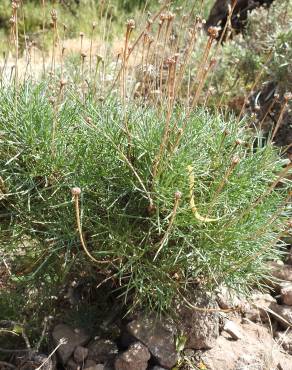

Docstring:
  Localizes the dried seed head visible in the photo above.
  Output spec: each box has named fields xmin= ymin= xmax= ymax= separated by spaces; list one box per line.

xmin=50 ymin=9 xmax=57 ymax=22
xmin=146 ymin=19 xmax=153 ymax=27
xmin=235 ymin=139 xmax=243 ymax=146
xmin=81 ymin=51 xmax=87 ymax=59
xmin=48 ymin=96 xmax=55 ymax=105
xmin=159 ymin=13 xmax=167 ymax=21
xmin=165 ymin=57 xmax=176 ymax=67
xmin=173 ymin=272 xmax=180 ymax=280
xmin=126 ymin=19 xmax=135 ymax=30
xmin=208 ymin=26 xmax=219 ymax=39
xmin=71 ymin=187 xmax=81 ymax=196
xmin=174 ymin=53 xmax=180 ymax=62
xmin=63 ymin=23 xmax=67 ymax=31
xmin=209 ymin=58 xmax=217 ymax=67
xmin=92 ymin=22 xmax=96 ymax=29
xmin=60 ymin=79 xmax=67 ymax=87
xmin=80 ymin=32 xmax=84 ymax=38
xmin=143 ymin=31 xmax=150 ymax=43
xmin=147 ymin=203 xmax=156 ymax=215
xmin=195 ymin=15 xmax=202 ymax=23
xmin=9 ymin=16 xmax=16 ymax=25
xmin=11 ymin=1 xmax=20 ymax=10
xmin=148 ymin=35 xmax=154 ymax=45
xmin=166 ymin=11 xmax=175 ymax=21
xmin=284 ymin=92 xmax=292 ymax=101
xmin=169 ymin=34 xmax=176 ymax=42
xmin=96 ymin=54 xmax=103 ymax=62
xmin=232 ymin=156 xmax=240 ymax=165
xmin=175 ymin=191 xmax=182 ymax=200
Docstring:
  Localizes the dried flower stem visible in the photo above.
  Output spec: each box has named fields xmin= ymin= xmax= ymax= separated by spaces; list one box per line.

xmin=258 ymin=96 xmax=277 ymax=131
xmin=50 ymin=9 xmax=58 ymax=75
xmin=270 ymin=94 xmax=291 ymax=142
xmin=188 ymin=27 xmax=218 ymax=114
xmin=152 ymin=58 xmax=176 ymax=180
xmin=121 ymin=20 xmax=135 ymax=103
xmin=72 ymin=188 xmax=113 ymax=264
xmin=107 ymin=2 xmax=170 ymax=96
xmin=209 ymin=156 xmax=240 ymax=209
xmin=159 ymin=14 xmax=174 ymax=93
xmin=89 ymin=22 xmax=96 ymax=76
xmin=175 ymin=18 xmax=201 ymax=93
xmin=11 ymin=1 xmax=20 ymax=111
xmin=41 ymin=0 xmax=46 ymax=75
xmin=35 ymin=338 xmax=68 ymax=370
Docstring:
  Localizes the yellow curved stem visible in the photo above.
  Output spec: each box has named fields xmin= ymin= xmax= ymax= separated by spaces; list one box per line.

xmin=187 ymin=165 xmax=219 ymax=222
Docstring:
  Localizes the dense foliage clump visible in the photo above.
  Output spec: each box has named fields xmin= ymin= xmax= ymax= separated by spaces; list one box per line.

xmin=0 ymin=83 xmax=290 ymax=312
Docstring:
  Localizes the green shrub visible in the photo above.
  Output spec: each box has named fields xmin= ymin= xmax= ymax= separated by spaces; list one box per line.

xmin=211 ymin=0 xmax=292 ymax=105
xmin=0 ymin=82 xmax=290 ymax=312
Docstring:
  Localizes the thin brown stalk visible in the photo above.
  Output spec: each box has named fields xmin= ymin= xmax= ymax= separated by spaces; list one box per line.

xmin=107 ymin=1 xmax=170 ymax=97
xmin=270 ymin=93 xmax=291 ymax=142
xmin=188 ymin=27 xmax=218 ymax=114
xmin=121 ymin=20 xmax=135 ymax=103
xmin=50 ymin=9 xmax=57 ymax=75
xmin=72 ymin=187 xmax=115 ymax=264
xmin=209 ymin=156 xmax=240 ymax=209
xmin=195 ymin=0 xmax=236 ymax=99
xmin=159 ymin=12 xmax=175 ymax=94
xmin=10 ymin=1 xmax=20 ymax=112
xmin=89 ymin=22 xmax=96 ymax=76
xmin=258 ymin=94 xmax=278 ymax=131
xmin=175 ymin=17 xmax=202 ymax=94
xmin=41 ymin=0 xmax=46 ymax=76
xmin=152 ymin=57 xmax=177 ymax=181
xmin=93 ymin=55 xmax=103 ymax=98
xmin=281 ymin=142 xmax=292 ymax=156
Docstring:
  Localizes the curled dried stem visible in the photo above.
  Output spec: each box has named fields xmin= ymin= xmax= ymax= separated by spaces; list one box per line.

xmin=72 ymin=187 xmax=113 ymax=264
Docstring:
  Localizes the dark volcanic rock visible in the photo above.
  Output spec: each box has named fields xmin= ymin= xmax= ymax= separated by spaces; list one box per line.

xmin=114 ymin=342 xmax=150 ymax=370
xmin=52 ymin=324 xmax=90 ymax=364
xmin=87 ymin=338 xmax=118 ymax=363
xmin=127 ymin=315 xmax=178 ymax=369
xmin=177 ymin=291 xmax=219 ymax=349
xmin=205 ymin=0 xmax=274 ymax=40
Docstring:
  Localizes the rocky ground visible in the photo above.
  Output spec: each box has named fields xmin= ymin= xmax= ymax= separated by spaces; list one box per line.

xmin=2 ymin=247 xmax=292 ymax=370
